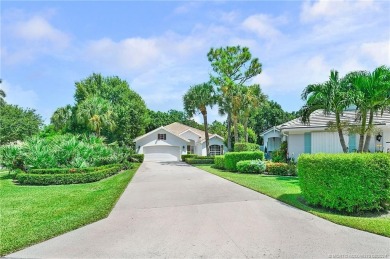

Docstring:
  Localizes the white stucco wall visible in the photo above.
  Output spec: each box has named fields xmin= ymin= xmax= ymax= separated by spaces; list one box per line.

xmin=382 ymin=126 xmax=390 ymax=152
xmin=287 ymin=133 xmax=305 ymax=160
xmin=180 ymin=130 xmax=202 ymax=142
xmin=312 ymin=132 xmax=349 ymax=154
xmin=262 ymin=130 xmax=282 ymax=151
xmin=135 ymin=128 xmax=188 ymax=155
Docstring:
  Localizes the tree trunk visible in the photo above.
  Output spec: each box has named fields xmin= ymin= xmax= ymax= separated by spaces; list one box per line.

xmin=233 ymin=112 xmax=239 ymax=145
xmin=335 ymin=112 xmax=348 ymax=153
xmin=363 ymin=109 xmax=374 ymax=152
xmin=358 ymin=111 xmax=367 ymax=152
xmin=244 ymin=118 xmax=248 ymax=143
xmin=227 ymin=113 xmax=232 ymax=151
xmin=202 ymin=110 xmax=210 ymax=156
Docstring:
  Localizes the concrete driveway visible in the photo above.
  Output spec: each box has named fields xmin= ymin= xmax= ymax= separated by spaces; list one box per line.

xmin=8 ymin=161 xmax=389 ymax=258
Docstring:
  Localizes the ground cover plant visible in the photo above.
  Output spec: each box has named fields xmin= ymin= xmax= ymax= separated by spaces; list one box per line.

xmin=224 ymin=151 xmax=264 ymax=171
xmin=196 ymin=165 xmax=390 ymax=237
xmin=0 ymin=164 xmax=140 ymax=256
xmin=236 ymin=160 xmax=266 ymax=174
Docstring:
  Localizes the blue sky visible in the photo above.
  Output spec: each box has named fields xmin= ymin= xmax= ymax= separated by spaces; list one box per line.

xmin=1 ymin=0 xmax=389 ymax=124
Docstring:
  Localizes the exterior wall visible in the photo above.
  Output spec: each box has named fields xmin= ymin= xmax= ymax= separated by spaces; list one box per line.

xmin=312 ymin=132 xmax=348 ymax=154
xmin=200 ymin=137 xmax=226 ymax=156
xmin=383 ymin=126 xmax=390 ymax=152
xmin=135 ymin=128 xmax=188 ymax=156
xmin=263 ymin=130 xmax=282 ymax=152
xmin=180 ymin=131 xmax=202 ymax=142
xmin=287 ymin=133 xmax=305 ymax=160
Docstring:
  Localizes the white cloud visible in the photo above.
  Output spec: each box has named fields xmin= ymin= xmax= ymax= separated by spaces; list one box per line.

xmin=1 ymin=81 xmax=39 ymax=109
xmin=242 ymin=14 xmax=286 ymax=41
xmin=360 ymin=41 xmax=390 ymax=66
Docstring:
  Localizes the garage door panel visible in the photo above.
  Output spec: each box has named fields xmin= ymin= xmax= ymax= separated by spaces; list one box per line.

xmin=143 ymin=146 xmax=180 ymax=161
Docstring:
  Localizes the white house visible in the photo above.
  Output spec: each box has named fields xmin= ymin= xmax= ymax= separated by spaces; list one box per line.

xmin=134 ymin=122 xmax=227 ymax=161
xmin=261 ymin=109 xmax=390 ymax=160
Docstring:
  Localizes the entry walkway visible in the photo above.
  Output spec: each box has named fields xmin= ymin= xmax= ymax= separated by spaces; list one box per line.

xmin=8 ymin=162 xmax=389 ymax=258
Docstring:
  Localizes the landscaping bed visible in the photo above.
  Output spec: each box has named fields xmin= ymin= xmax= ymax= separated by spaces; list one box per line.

xmin=0 ymin=163 xmax=140 ymax=256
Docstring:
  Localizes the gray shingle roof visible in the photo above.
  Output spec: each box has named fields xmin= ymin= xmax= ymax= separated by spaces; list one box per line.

xmin=160 ymin=122 xmax=219 ymax=142
xmin=279 ymin=109 xmax=390 ymax=130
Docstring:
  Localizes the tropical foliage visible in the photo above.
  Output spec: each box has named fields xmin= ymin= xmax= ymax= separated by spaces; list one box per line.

xmin=0 ymin=104 xmax=43 ymax=145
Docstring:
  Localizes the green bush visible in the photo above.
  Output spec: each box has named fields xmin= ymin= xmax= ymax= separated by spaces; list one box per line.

xmin=28 ymin=164 xmax=120 ymax=174
xmin=266 ymin=162 xmax=297 ymax=176
xmin=234 ymin=143 xmax=259 ymax=152
xmin=129 ymin=154 xmax=144 ymax=163
xmin=298 ymin=153 xmax=390 ymax=213
xmin=237 ymin=160 xmax=266 ymax=174
xmin=181 ymin=154 xmax=197 ymax=162
xmin=213 ymin=155 xmax=225 ymax=169
xmin=16 ymin=164 xmax=123 ymax=185
xmin=186 ymin=158 xmax=214 ymax=164
xmin=224 ymin=151 xmax=264 ymax=172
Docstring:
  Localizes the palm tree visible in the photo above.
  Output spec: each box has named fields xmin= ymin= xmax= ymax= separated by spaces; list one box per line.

xmin=51 ymin=105 xmax=73 ymax=131
xmin=76 ymin=96 xmax=116 ymax=137
xmin=348 ymin=65 xmax=390 ymax=152
xmin=240 ymin=84 xmax=267 ymax=142
xmin=183 ymin=83 xmax=216 ymax=156
xmin=0 ymin=88 xmax=6 ymax=105
xmin=301 ymin=70 xmax=351 ymax=153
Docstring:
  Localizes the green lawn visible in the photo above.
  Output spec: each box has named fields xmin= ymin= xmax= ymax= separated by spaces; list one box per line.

xmin=0 ymin=164 xmax=140 ymax=256
xmin=196 ymin=165 xmax=390 ymax=237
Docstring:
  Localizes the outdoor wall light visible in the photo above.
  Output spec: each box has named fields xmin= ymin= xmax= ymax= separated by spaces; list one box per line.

xmin=376 ymin=134 xmax=382 ymax=142
xmin=183 ymin=146 xmax=185 ymax=149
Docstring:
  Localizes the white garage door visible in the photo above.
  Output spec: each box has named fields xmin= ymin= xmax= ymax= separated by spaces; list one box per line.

xmin=143 ymin=146 xmax=181 ymax=161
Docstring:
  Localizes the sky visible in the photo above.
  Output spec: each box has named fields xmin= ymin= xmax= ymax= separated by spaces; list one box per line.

xmin=1 ymin=0 xmax=389 ymax=124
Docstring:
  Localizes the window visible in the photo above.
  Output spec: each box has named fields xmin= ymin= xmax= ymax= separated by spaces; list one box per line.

xmin=158 ymin=134 xmax=166 ymax=140
xmin=209 ymin=145 xmax=222 ymax=156
xmin=187 ymin=145 xmax=195 ymax=154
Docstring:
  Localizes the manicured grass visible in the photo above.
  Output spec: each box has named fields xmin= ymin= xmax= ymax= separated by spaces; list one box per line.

xmin=0 ymin=164 xmax=140 ymax=256
xmin=196 ymin=165 xmax=390 ymax=237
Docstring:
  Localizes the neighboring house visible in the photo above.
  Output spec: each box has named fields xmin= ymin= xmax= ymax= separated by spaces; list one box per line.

xmin=261 ymin=109 xmax=390 ymax=160
xmin=134 ymin=122 xmax=227 ymax=161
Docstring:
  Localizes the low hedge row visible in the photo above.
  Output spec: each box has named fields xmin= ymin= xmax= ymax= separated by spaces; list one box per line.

xmin=186 ymin=158 xmax=215 ymax=164
xmin=234 ymin=143 xmax=259 ymax=152
xmin=266 ymin=162 xmax=297 ymax=176
xmin=28 ymin=164 xmax=119 ymax=174
xmin=16 ymin=164 xmax=123 ymax=185
xmin=130 ymin=154 xmax=144 ymax=163
xmin=181 ymin=154 xmax=197 ymax=161
xmin=213 ymin=155 xmax=225 ymax=169
xmin=237 ymin=160 xmax=266 ymax=174
xmin=224 ymin=151 xmax=264 ymax=172
xmin=298 ymin=153 xmax=390 ymax=213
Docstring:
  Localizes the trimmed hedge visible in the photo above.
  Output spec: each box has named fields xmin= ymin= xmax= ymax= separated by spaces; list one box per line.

xmin=130 ymin=154 xmax=144 ymax=163
xmin=181 ymin=154 xmax=198 ymax=162
xmin=186 ymin=158 xmax=215 ymax=164
xmin=237 ymin=160 xmax=266 ymax=174
xmin=298 ymin=153 xmax=390 ymax=213
xmin=16 ymin=164 xmax=123 ymax=185
xmin=224 ymin=151 xmax=264 ymax=172
xmin=213 ymin=155 xmax=225 ymax=169
xmin=234 ymin=143 xmax=259 ymax=152
xmin=266 ymin=162 xmax=297 ymax=176
xmin=28 ymin=164 xmax=119 ymax=174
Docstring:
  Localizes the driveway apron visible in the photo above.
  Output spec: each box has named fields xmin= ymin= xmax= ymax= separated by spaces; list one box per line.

xmin=8 ymin=161 xmax=390 ymax=258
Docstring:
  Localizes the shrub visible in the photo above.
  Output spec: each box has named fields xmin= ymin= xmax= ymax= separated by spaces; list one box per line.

xmin=181 ymin=154 xmax=197 ymax=162
xmin=237 ymin=160 xmax=266 ymax=174
xmin=298 ymin=153 xmax=390 ymax=213
xmin=234 ymin=143 xmax=259 ymax=152
xmin=16 ymin=164 xmax=123 ymax=185
xmin=28 ymin=164 xmax=120 ymax=174
xmin=213 ymin=155 xmax=225 ymax=169
xmin=266 ymin=162 xmax=297 ymax=176
xmin=186 ymin=158 xmax=214 ymax=164
xmin=224 ymin=151 xmax=264 ymax=172
xmin=129 ymin=154 xmax=144 ymax=163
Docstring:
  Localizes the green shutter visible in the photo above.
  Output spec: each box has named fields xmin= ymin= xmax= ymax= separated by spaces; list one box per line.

xmin=349 ymin=134 xmax=356 ymax=152
xmin=304 ymin=132 xmax=311 ymax=154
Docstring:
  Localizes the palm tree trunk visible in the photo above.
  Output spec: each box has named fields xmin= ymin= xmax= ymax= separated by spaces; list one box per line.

xmin=363 ymin=109 xmax=374 ymax=152
xmin=202 ymin=110 xmax=210 ymax=156
xmin=233 ymin=113 xmax=239 ymax=145
xmin=335 ymin=112 xmax=348 ymax=153
xmin=227 ymin=112 xmax=232 ymax=151
xmin=244 ymin=118 xmax=248 ymax=143
xmin=358 ymin=111 xmax=367 ymax=152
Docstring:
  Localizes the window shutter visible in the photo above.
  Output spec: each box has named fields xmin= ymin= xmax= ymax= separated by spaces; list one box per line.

xmin=304 ymin=132 xmax=312 ymax=154
xmin=349 ymin=134 xmax=356 ymax=152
